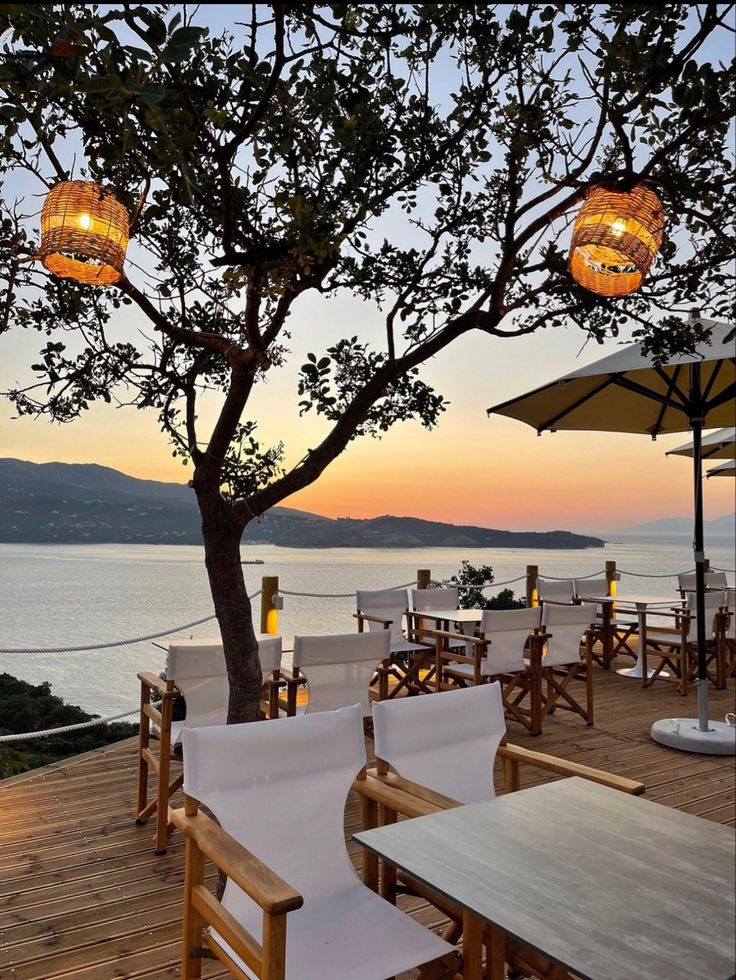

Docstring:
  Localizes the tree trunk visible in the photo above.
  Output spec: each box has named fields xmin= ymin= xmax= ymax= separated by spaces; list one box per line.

xmin=196 ymin=482 xmax=261 ymax=725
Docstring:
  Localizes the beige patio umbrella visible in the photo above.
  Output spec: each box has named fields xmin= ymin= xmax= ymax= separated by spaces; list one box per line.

xmin=667 ymin=427 xmax=736 ymax=460
xmin=487 ymin=314 xmax=735 ymax=755
xmin=707 ymin=459 xmax=736 ymax=478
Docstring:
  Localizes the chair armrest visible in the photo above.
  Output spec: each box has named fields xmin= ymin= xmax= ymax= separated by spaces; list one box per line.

xmin=498 ymin=743 xmax=645 ymax=796
xmin=353 ymin=771 xmax=458 ymax=818
xmin=353 ymin=612 xmax=393 ymax=627
xmin=137 ymin=671 xmax=179 ymax=699
xmin=414 ymin=627 xmax=486 ymax=647
xmin=367 ymin=769 xmax=462 ymax=811
xmin=169 ymin=807 xmax=304 ymax=914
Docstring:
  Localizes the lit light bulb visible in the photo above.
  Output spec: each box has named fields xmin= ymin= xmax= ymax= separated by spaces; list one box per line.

xmin=78 ymin=213 xmax=92 ymax=231
xmin=610 ymin=218 xmax=627 ymax=238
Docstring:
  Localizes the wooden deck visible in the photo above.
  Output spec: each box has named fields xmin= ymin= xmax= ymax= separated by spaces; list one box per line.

xmin=0 ymin=662 xmax=734 ymax=980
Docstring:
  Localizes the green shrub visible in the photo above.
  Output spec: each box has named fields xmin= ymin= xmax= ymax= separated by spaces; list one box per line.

xmin=0 ymin=673 xmax=137 ymax=779
xmin=448 ymin=561 xmax=525 ymax=610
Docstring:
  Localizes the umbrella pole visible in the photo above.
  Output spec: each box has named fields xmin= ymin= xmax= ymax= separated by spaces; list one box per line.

xmin=690 ymin=412 xmax=710 ymax=732
xmin=651 ymin=360 xmax=734 ymax=754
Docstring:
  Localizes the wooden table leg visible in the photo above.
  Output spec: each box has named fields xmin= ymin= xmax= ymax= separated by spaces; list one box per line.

xmin=462 ymin=911 xmax=484 ymax=980
xmin=602 ymin=600 xmax=613 ymax=668
xmin=485 ymin=925 xmax=506 ymax=980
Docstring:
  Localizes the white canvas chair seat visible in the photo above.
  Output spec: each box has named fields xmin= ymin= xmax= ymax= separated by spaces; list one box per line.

xmin=292 ymin=630 xmax=391 ymax=716
xmin=181 ymin=706 xmax=454 ymax=980
xmin=390 ymin=636 xmax=432 ymax=655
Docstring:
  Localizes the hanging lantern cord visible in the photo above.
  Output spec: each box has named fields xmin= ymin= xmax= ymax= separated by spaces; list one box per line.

xmin=128 ymin=176 xmax=151 ymax=238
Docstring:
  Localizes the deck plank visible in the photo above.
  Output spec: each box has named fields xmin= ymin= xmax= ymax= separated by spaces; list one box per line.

xmin=0 ymin=657 xmax=733 ymax=979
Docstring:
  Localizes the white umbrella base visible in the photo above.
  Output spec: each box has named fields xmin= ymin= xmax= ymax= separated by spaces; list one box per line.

xmin=651 ymin=718 xmax=736 ymax=756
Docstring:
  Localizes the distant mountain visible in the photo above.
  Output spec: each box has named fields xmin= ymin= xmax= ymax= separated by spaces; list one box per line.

xmin=620 ymin=513 xmax=735 ymax=535
xmin=0 ymin=458 xmax=604 ymax=549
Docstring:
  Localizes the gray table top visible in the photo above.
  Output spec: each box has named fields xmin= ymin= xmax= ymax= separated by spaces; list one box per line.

xmin=354 ymin=777 xmax=736 ymax=980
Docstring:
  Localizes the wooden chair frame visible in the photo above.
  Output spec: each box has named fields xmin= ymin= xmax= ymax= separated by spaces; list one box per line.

xmin=355 ymin=745 xmax=643 ymax=980
xmin=354 ymin=610 xmax=436 ymax=698
xmin=539 ymin=628 xmax=595 ymax=728
xmin=417 ymin=626 xmax=545 ymax=735
xmin=136 ymin=671 xmax=183 ymax=854
xmin=136 ymin=670 xmax=283 ymax=854
xmin=641 ymin=607 xmax=726 ymax=695
xmin=173 ymin=786 xmax=461 ymax=980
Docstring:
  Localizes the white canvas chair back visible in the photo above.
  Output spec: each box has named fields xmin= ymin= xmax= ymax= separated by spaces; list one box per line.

xmin=542 ymin=603 xmax=596 ymax=667
xmin=372 ymin=683 xmax=506 ymax=804
xmin=183 ymin=705 xmax=366 ymax=923
xmin=575 ymin=577 xmax=610 ymax=599
xmin=685 ymin=591 xmax=726 ymax=640
xmin=356 ymin=588 xmax=408 ymax=641
xmin=537 ymin=577 xmax=575 ymax=603
xmin=167 ymin=634 xmax=282 ymax=730
xmin=410 ymin=587 xmax=459 ymax=610
xmin=479 ymin=606 xmax=541 ymax=675
xmin=411 ymin=587 xmax=460 ymax=643
xmin=678 ymin=571 xmax=727 ymax=593
xmin=292 ymin=630 xmax=391 ymax=716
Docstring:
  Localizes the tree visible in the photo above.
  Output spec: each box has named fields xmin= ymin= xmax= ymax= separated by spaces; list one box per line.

xmin=448 ymin=561 xmax=526 ymax=609
xmin=1 ymin=4 xmax=733 ymax=723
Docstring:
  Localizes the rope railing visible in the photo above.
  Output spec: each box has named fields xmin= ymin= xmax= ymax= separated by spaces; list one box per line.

xmin=431 ymin=574 xmax=527 ymax=590
xmin=540 ymin=570 xmax=607 ymax=581
xmin=0 ymin=708 xmax=139 ymax=743
xmin=618 ymin=568 xmax=695 ymax=578
xmin=279 ymin=579 xmax=418 ymax=599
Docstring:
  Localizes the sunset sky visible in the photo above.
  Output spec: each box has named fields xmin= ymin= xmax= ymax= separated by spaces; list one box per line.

xmin=2 ymin=284 xmax=733 ymax=534
xmin=1 ymin=7 xmax=733 ymax=536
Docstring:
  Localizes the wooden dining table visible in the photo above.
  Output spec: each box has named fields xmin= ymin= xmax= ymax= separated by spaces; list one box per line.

xmin=354 ymin=776 xmax=736 ymax=980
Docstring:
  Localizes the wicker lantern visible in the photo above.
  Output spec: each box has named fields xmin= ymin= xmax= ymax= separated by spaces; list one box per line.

xmin=568 ymin=183 xmax=665 ymax=297
xmin=39 ymin=181 xmax=129 ymax=285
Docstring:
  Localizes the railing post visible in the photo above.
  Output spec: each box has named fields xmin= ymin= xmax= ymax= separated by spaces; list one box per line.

xmin=526 ymin=564 xmax=539 ymax=607
xmin=260 ymin=575 xmax=280 ymax=635
xmin=704 ymin=558 xmax=710 ymax=572
xmin=417 ymin=569 xmax=431 ymax=590
xmin=605 ymin=560 xmax=617 ymax=597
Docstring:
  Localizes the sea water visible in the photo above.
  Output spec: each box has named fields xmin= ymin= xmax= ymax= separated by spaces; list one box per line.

xmin=0 ymin=534 xmax=733 ymax=716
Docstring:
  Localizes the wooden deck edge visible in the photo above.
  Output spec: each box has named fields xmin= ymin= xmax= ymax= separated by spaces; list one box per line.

xmin=0 ymin=734 xmax=139 ymax=790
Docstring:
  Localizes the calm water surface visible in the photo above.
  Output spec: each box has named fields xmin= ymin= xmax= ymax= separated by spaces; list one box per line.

xmin=0 ymin=534 xmax=733 ymax=716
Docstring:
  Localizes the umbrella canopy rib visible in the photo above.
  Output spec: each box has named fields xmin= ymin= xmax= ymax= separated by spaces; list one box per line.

xmin=701 ymin=358 xmax=724 ymax=403
xmin=706 ymin=382 xmax=736 ymax=412
xmin=607 ymin=374 xmax=688 ymax=414
xmin=652 ymin=364 xmax=685 ymax=437
xmin=536 ymin=376 xmax=617 ymax=432
xmin=654 ymin=363 xmax=689 ymax=408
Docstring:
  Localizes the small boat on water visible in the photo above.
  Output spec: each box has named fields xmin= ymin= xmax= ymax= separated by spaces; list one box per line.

xmin=241 ymin=559 xmax=265 ymax=565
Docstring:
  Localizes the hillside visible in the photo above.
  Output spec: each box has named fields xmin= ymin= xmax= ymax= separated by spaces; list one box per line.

xmin=0 ymin=458 xmax=604 ymax=549
xmin=621 ymin=513 xmax=735 ymax=535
